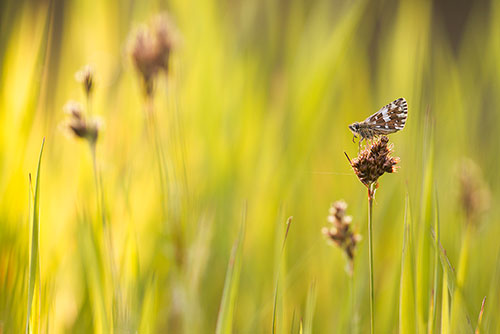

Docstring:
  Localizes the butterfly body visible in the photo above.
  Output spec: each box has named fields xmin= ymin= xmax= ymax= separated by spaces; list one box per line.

xmin=349 ymin=97 xmax=407 ymax=145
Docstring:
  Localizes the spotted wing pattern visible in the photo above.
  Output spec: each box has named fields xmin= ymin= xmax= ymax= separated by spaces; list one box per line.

xmin=363 ymin=97 xmax=408 ymax=134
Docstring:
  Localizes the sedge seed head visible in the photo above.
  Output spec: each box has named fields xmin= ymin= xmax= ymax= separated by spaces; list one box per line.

xmin=63 ymin=101 xmax=101 ymax=144
xmin=75 ymin=64 xmax=94 ymax=97
xmin=349 ymin=136 xmax=400 ymax=187
xmin=457 ymin=159 xmax=490 ymax=225
xmin=129 ymin=13 xmax=178 ymax=97
xmin=322 ymin=200 xmax=361 ymax=274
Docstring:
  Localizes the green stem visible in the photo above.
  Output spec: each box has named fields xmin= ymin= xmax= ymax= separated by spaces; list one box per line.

xmin=90 ymin=143 xmax=105 ymax=229
xmin=368 ymin=184 xmax=375 ymax=334
xmin=86 ymin=92 xmax=92 ymax=117
xmin=90 ymin=142 xmax=119 ymax=318
xmin=145 ymin=96 xmax=168 ymax=222
xmin=350 ymin=272 xmax=356 ymax=333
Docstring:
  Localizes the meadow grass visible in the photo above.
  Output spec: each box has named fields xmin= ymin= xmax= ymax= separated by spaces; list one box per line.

xmin=1 ymin=0 xmax=499 ymax=333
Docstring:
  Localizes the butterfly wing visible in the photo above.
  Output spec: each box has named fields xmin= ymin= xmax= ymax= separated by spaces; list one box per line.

xmin=363 ymin=97 xmax=408 ymax=134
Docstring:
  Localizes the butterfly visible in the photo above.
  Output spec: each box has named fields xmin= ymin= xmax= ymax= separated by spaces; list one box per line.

xmin=348 ymin=97 xmax=407 ymax=147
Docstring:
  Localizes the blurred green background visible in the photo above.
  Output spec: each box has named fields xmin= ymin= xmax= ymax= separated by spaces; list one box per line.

xmin=1 ymin=0 xmax=499 ymax=332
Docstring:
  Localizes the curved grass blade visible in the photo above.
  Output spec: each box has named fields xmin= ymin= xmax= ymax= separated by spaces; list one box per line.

xmin=215 ymin=204 xmax=247 ymax=334
xmin=272 ymin=216 xmax=293 ymax=334
xmin=399 ymin=194 xmax=417 ymax=333
xmin=475 ymin=296 xmax=486 ymax=334
xmin=25 ymin=137 xmax=45 ymax=333
xmin=428 ymin=188 xmax=440 ymax=333
xmin=303 ymin=279 xmax=317 ymax=334
xmin=416 ymin=116 xmax=434 ymax=332
xmin=441 ymin=270 xmax=449 ymax=334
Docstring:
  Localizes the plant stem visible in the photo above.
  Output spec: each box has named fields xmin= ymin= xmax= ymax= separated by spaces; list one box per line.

xmin=145 ymin=95 xmax=168 ymax=222
xmin=90 ymin=143 xmax=105 ymax=229
xmin=367 ymin=183 xmax=375 ymax=334
xmin=90 ymin=141 xmax=119 ymax=317
xmin=350 ymin=272 xmax=356 ymax=333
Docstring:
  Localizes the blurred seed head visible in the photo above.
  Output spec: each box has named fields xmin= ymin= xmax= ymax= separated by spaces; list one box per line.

xmin=75 ymin=64 xmax=94 ymax=97
xmin=349 ymin=136 xmax=400 ymax=187
xmin=129 ymin=13 xmax=178 ymax=97
xmin=457 ymin=159 xmax=490 ymax=225
xmin=63 ymin=100 xmax=101 ymax=144
xmin=322 ymin=200 xmax=361 ymax=275
xmin=152 ymin=13 xmax=176 ymax=73
xmin=131 ymin=28 xmax=158 ymax=97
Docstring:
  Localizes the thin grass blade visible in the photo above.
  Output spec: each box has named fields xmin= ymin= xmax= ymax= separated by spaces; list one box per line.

xmin=272 ymin=216 xmax=293 ymax=334
xmin=441 ymin=270 xmax=449 ymax=334
xmin=475 ymin=297 xmax=486 ymax=334
xmin=303 ymin=280 xmax=316 ymax=334
xmin=416 ymin=118 xmax=434 ymax=332
xmin=399 ymin=194 xmax=417 ymax=333
xmin=428 ymin=188 xmax=441 ymax=333
xmin=25 ymin=138 xmax=45 ymax=333
xmin=215 ymin=204 xmax=247 ymax=334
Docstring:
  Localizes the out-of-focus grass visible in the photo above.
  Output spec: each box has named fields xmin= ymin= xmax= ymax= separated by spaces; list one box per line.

xmin=1 ymin=0 xmax=500 ymax=332
xmin=26 ymin=138 xmax=44 ymax=334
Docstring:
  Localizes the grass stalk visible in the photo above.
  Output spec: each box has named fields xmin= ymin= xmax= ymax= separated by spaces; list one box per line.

xmin=475 ymin=297 xmax=486 ymax=334
xmin=145 ymin=95 xmax=168 ymax=222
xmin=25 ymin=138 xmax=45 ymax=334
xmin=450 ymin=224 xmax=473 ymax=332
xmin=429 ymin=190 xmax=440 ymax=333
xmin=303 ymin=279 xmax=317 ymax=334
xmin=441 ymin=270 xmax=449 ymax=334
xmin=89 ymin=141 xmax=119 ymax=323
xmin=367 ymin=183 xmax=375 ymax=334
xmin=215 ymin=204 xmax=247 ymax=334
xmin=90 ymin=143 xmax=105 ymax=229
xmin=399 ymin=194 xmax=417 ymax=333
xmin=350 ymin=272 xmax=357 ymax=333
xmin=272 ymin=216 xmax=293 ymax=334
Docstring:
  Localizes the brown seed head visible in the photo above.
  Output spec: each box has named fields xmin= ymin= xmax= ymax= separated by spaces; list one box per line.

xmin=152 ymin=14 xmax=176 ymax=73
xmin=322 ymin=200 xmax=361 ymax=274
xmin=130 ymin=13 xmax=177 ymax=97
xmin=64 ymin=101 xmax=101 ymax=144
xmin=349 ymin=136 xmax=400 ymax=187
xmin=75 ymin=64 xmax=94 ymax=97
xmin=458 ymin=159 xmax=490 ymax=225
xmin=131 ymin=28 xmax=159 ymax=97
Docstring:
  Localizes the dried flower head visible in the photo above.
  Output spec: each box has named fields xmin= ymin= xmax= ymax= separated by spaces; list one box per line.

xmin=348 ymin=136 xmax=400 ymax=187
xmin=75 ymin=64 xmax=94 ymax=97
xmin=63 ymin=101 xmax=101 ymax=144
xmin=152 ymin=14 xmax=176 ymax=73
xmin=457 ymin=159 xmax=490 ymax=225
xmin=322 ymin=200 xmax=361 ymax=274
xmin=130 ymin=13 xmax=177 ymax=97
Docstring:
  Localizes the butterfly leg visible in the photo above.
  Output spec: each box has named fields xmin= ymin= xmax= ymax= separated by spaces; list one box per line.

xmin=358 ymin=136 xmax=363 ymax=152
xmin=352 ymin=134 xmax=357 ymax=143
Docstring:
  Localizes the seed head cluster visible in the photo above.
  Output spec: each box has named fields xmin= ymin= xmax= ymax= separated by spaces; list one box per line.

xmin=349 ymin=136 xmax=399 ymax=187
xmin=75 ymin=64 xmax=94 ymax=97
xmin=322 ymin=201 xmax=361 ymax=273
xmin=130 ymin=14 xmax=177 ymax=97
xmin=64 ymin=101 xmax=101 ymax=144
xmin=458 ymin=159 xmax=490 ymax=225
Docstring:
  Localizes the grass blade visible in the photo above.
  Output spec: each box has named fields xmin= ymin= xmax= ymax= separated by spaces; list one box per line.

xmin=428 ymin=188 xmax=440 ymax=333
xmin=25 ymin=137 xmax=45 ymax=333
xmin=441 ymin=270 xmax=449 ymax=334
xmin=272 ymin=216 xmax=293 ymax=334
xmin=399 ymin=194 xmax=417 ymax=333
xmin=416 ymin=116 xmax=434 ymax=332
xmin=450 ymin=226 xmax=473 ymax=333
xmin=475 ymin=297 xmax=486 ymax=334
xmin=303 ymin=280 xmax=317 ymax=334
xmin=215 ymin=204 xmax=247 ymax=334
